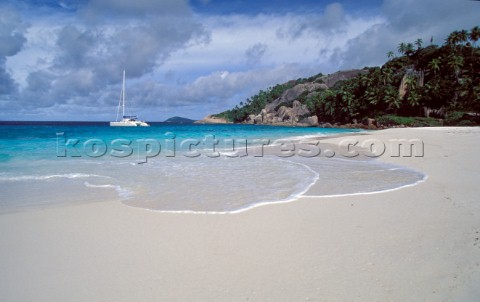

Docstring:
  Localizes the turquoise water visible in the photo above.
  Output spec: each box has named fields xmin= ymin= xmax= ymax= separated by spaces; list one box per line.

xmin=0 ymin=122 xmax=424 ymax=213
xmin=0 ymin=123 xmax=359 ymax=161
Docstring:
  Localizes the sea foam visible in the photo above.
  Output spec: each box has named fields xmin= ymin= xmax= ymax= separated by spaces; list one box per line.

xmin=0 ymin=123 xmax=424 ymax=213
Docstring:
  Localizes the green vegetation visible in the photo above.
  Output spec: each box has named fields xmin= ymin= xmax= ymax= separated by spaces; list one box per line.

xmin=375 ymin=115 xmax=443 ymax=127
xmin=444 ymin=111 xmax=479 ymax=126
xmin=213 ymin=73 xmax=323 ymax=122
xmin=215 ymin=26 xmax=480 ymax=126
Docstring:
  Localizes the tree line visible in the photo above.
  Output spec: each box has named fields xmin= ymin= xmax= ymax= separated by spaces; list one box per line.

xmin=216 ymin=26 xmax=480 ymax=126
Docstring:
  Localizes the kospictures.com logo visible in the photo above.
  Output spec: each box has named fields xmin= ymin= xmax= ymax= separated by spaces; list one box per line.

xmin=56 ymin=132 xmax=424 ymax=164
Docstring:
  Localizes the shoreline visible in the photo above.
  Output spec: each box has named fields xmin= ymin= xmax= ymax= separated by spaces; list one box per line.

xmin=1 ymin=127 xmax=479 ymax=301
xmin=0 ymin=127 xmax=418 ymax=215
xmin=0 ymin=126 xmax=366 ymax=214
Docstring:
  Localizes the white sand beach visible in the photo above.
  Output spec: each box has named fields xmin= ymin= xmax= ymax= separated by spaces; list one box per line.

xmin=1 ymin=127 xmax=479 ymax=301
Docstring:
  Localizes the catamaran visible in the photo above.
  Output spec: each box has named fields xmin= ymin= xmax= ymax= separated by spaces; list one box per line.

xmin=110 ymin=70 xmax=149 ymax=127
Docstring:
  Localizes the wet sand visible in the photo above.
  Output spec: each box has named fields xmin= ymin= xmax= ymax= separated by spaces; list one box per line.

xmin=1 ymin=127 xmax=479 ymax=301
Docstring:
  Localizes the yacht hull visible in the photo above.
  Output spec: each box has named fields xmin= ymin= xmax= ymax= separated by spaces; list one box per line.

xmin=110 ymin=121 xmax=149 ymax=127
xmin=110 ymin=70 xmax=150 ymax=127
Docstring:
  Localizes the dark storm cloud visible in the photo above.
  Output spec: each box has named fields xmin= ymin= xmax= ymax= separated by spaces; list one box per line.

xmin=245 ymin=43 xmax=267 ymax=66
xmin=8 ymin=0 xmax=210 ymax=115
xmin=55 ymin=25 xmax=96 ymax=68
xmin=0 ymin=8 xmax=26 ymax=95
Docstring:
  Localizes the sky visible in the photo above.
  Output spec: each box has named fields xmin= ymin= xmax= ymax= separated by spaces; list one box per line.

xmin=0 ymin=0 xmax=479 ymax=121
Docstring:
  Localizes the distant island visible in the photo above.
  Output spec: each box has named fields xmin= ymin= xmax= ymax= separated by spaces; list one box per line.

xmin=163 ymin=116 xmax=197 ymax=124
xmin=199 ymin=26 xmax=480 ymax=128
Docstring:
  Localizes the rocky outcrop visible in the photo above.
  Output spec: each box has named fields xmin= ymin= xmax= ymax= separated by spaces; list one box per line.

xmin=251 ymin=99 xmax=315 ymax=126
xmin=320 ymin=122 xmax=333 ymax=128
xmin=250 ymin=80 xmax=335 ymax=127
xmin=265 ymin=82 xmax=329 ymax=114
xmin=246 ymin=69 xmax=369 ymax=127
xmin=320 ymin=69 xmax=368 ymax=88
xmin=266 ymin=84 xmax=305 ymax=113
xmin=194 ymin=115 xmax=232 ymax=124
xmin=298 ymin=115 xmax=319 ymax=127
xmin=367 ymin=118 xmax=375 ymax=126
xmin=208 ymin=68 xmax=369 ymax=127
xmin=398 ymin=74 xmax=408 ymax=101
xmin=277 ymin=106 xmax=294 ymax=121
xmin=423 ymin=106 xmax=445 ymax=118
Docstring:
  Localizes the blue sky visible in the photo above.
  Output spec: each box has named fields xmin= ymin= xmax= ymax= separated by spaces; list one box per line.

xmin=190 ymin=0 xmax=383 ymax=15
xmin=0 ymin=0 xmax=479 ymax=121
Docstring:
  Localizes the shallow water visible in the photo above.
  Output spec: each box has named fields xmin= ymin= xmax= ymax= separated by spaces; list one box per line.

xmin=0 ymin=122 xmax=424 ymax=213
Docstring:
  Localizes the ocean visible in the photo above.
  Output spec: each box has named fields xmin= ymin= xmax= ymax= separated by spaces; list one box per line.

xmin=0 ymin=122 xmax=425 ymax=214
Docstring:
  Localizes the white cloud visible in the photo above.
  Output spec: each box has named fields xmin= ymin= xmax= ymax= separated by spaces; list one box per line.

xmin=1 ymin=0 xmax=479 ymax=120
xmin=129 ymin=63 xmax=320 ymax=116
xmin=276 ymin=2 xmax=347 ymax=39
xmin=339 ymin=0 xmax=480 ymax=69
xmin=0 ymin=7 xmax=27 ymax=95
xmin=3 ymin=1 xmax=209 ymax=117
xmin=161 ymin=11 xmax=382 ymax=82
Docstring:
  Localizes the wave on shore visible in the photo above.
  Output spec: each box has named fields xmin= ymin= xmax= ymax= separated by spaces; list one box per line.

xmin=0 ymin=124 xmax=425 ymax=214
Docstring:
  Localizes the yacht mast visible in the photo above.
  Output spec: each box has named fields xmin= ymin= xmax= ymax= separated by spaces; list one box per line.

xmin=122 ymin=70 xmax=126 ymax=118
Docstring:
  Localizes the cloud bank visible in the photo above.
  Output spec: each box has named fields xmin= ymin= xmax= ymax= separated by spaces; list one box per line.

xmin=0 ymin=8 xmax=26 ymax=95
xmin=1 ymin=0 xmax=479 ymax=120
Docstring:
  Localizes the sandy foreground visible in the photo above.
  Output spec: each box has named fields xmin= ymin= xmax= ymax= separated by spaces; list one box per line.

xmin=1 ymin=127 xmax=479 ymax=301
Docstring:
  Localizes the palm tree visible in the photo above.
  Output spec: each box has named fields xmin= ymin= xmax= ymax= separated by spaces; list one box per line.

xmin=404 ymin=75 xmax=420 ymax=107
xmin=447 ymin=31 xmax=460 ymax=46
xmin=381 ymin=67 xmax=394 ymax=85
xmin=458 ymin=30 xmax=469 ymax=45
xmin=405 ymin=43 xmax=415 ymax=56
xmin=428 ymin=58 xmax=441 ymax=76
xmin=397 ymin=42 xmax=407 ymax=55
xmin=407 ymin=90 xmax=421 ymax=107
xmin=386 ymin=51 xmax=394 ymax=59
xmin=470 ymin=26 xmax=480 ymax=47
xmin=384 ymin=86 xmax=401 ymax=109
xmin=447 ymin=54 xmax=464 ymax=82
xmin=415 ymin=38 xmax=423 ymax=50
xmin=404 ymin=75 xmax=416 ymax=89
